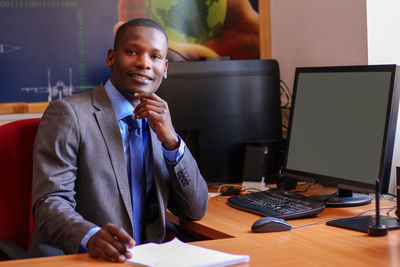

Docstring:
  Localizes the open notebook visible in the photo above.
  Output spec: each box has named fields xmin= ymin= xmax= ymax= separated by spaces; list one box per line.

xmin=126 ymin=238 xmax=250 ymax=267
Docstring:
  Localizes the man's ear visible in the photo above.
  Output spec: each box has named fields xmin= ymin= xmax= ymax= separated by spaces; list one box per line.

xmin=163 ymin=60 xmax=168 ymax=79
xmin=106 ymin=49 xmax=114 ymax=67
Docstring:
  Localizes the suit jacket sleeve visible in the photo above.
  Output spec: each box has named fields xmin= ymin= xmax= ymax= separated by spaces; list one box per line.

xmin=165 ymin=146 xmax=209 ymax=221
xmin=32 ymin=99 xmax=97 ymax=254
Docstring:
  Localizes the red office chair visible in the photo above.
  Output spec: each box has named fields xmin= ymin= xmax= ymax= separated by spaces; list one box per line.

xmin=0 ymin=118 xmax=41 ymax=260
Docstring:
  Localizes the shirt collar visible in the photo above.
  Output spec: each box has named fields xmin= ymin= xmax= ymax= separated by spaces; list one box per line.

xmin=104 ymin=80 xmax=134 ymax=120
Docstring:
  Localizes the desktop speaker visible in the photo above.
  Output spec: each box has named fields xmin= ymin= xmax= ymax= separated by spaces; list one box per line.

xmin=242 ymin=140 xmax=281 ymax=184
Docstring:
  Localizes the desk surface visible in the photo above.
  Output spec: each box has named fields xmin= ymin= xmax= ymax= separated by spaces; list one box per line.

xmin=171 ymin=184 xmax=400 ymax=266
xmin=2 ymin=184 xmax=400 ymax=266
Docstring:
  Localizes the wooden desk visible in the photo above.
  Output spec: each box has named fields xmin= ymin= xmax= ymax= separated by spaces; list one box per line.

xmin=169 ymin=184 xmax=400 ymax=266
xmin=2 ymin=185 xmax=400 ymax=266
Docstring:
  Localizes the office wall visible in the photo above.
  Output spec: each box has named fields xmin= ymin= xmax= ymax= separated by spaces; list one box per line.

xmin=367 ymin=0 xmax=400 ymax=65
xmin=270 ymin=0 xmax=368 ymax=94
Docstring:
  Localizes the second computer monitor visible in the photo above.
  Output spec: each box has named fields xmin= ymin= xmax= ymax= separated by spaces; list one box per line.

xmin=157 ymin=59 xmax=282 ymax=183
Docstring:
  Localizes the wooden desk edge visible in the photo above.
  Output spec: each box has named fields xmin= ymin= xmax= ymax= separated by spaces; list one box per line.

xmin=166 ymin=212 xmax=234 ymax=240
xmin=0 ymin=102 xmax=48 ymax=114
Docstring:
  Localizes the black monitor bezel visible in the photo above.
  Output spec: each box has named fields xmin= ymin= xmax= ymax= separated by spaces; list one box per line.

xmin=282 ymin=64 xmax=400 ymax=194
xmin=157 ymin=59 xmax=282 ymax=183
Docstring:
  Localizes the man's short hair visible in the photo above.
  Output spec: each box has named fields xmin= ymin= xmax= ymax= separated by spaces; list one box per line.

xmin=114 ymin=18 xmax=169 ymax=50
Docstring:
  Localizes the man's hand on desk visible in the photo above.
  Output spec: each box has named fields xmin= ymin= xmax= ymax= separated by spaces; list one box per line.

xmin=87 ymin=223 xmax=135 ymax=262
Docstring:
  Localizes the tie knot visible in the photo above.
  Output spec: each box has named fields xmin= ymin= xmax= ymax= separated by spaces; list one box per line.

xmin=123 ymin=116 xmax=142 ymax=130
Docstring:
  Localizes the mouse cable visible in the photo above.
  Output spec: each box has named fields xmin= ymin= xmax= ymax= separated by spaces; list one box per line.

xmin=292 ymin=217 xmax=342 ymax=230
xmin=385 ymin=205 xmax=396 ymax=215
xmin=355 ymin=206 xmax=396 ymax=217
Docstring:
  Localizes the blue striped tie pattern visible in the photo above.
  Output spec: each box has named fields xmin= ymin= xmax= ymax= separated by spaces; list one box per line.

xmin=123 ymin=115 xmax=146 ymax=245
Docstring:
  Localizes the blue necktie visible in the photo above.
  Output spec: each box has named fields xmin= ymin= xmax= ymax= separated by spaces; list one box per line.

xmin=123 ymin=115 xmax=146 ymax=245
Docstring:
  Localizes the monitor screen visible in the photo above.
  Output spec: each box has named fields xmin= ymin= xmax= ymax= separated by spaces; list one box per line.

xmin=283 ymin=65 xmax=400 ymax=204
xmin=157 ymin=59 xmax=282 ymax=183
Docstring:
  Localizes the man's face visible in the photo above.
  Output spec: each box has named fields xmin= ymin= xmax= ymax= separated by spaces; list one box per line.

xmin=106 ymin=26 xmax=168 ymax=101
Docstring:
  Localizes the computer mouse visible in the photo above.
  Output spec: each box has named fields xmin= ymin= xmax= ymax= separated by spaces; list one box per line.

xmin=251 ymin=217 xmax=292 ymax=233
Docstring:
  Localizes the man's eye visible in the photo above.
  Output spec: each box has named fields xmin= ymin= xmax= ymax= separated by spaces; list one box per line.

xmin=127 ymin=50 xmax=137 ymax=55
xmin=151 ymin=54 xmax=162 ymax=60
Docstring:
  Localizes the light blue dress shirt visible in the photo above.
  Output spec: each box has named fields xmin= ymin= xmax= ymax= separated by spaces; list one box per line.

xmin=80 ymin=80 xmax=185 ymax=251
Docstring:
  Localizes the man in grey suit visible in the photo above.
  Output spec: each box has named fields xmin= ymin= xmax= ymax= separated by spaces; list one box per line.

xmin=29 ymin=18 xmax=208 ymax=262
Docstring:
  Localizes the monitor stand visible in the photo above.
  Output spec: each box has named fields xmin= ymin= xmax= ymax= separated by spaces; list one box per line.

xmin=327 ymin=180 xmax=400 ymax=233
xmin=326 ymin=215 xmax=400 ymax=232
xmin=309 ymin=189 xmax=373 ymax=207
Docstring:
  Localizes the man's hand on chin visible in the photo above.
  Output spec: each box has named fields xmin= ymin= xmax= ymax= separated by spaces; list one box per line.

xmin=133 ymin=92 xmax=179 ymax=150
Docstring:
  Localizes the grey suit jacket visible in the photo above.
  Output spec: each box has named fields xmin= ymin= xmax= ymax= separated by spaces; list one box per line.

xmin=29 ymin=84 xmax=208 ymax=256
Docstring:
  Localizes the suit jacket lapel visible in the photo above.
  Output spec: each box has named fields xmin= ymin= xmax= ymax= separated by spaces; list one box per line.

xmin=91 ymin=84 xmax=133 ymax=225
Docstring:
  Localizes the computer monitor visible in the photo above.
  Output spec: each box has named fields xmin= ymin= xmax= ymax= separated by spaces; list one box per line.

xmin=157 ymin=59 xmax=282 ymax=183
xmin=282 ymin=65 xmax=400 ymax=206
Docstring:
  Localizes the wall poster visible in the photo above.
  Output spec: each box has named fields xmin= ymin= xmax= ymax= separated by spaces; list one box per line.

xmin=0 ymin=0 xmax=260 ymax=103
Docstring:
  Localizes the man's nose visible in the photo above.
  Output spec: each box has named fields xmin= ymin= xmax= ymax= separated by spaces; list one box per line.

xmin=135 ymin=53 xmax=151 ymax=69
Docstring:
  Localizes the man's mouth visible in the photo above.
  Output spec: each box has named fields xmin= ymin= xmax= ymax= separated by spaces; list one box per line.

xmin=128 ymin=73 xmax=153 ymax=81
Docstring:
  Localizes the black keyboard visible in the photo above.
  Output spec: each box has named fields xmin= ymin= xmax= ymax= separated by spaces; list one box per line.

xmin=227 ymin=188 xmax=325 ymax=220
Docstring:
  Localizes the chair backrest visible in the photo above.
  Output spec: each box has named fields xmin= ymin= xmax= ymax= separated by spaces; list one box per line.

xmin=0 ymin=118 xmax=41 ymax=251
